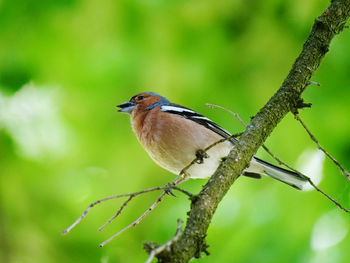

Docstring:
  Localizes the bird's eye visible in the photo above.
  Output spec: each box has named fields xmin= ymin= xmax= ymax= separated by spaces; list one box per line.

xmin=138 ymin=96 xmax=145 ymax=101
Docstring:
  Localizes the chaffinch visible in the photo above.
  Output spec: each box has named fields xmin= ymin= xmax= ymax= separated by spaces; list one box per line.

xmin=117 ymin=92 xmax=308 ymax=190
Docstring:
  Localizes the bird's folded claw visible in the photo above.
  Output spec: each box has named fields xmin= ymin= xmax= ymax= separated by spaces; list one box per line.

xmin=195 ymin=149 xmax=209 ymax=164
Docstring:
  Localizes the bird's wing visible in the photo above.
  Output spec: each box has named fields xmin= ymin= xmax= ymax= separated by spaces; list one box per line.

xmin=161 ymin=104 xmax=259 ymax=178
xmin=160 ymin=104 xmax=234 ymax=140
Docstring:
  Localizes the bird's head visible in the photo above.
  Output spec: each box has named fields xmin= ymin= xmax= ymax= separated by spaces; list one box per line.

xmin=117 ymin=92 xmax=170 ymax=114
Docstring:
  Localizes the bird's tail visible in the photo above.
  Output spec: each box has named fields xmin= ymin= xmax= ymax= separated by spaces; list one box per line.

xmin=253 ymin=157 xmax=308 ymax=190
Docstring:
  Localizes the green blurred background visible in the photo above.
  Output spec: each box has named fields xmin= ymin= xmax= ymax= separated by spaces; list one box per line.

xmin=1 ymin=0 xmax=350 ymax=262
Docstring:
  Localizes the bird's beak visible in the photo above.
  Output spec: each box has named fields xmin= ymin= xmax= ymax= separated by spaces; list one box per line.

xmin=116 ymin=101 xmax=136 ymax=114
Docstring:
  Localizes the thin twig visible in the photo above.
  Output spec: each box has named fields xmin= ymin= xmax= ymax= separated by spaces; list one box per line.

xmin=206 ymin=103 xmax=247 ymax=128
xmin=294 ymin=113 xmax=350 ymax=182
xmin=170 ymin=185 xmax=195 ymax=197
xmin=98 ymin=195 xmax=134 ymax=231
xmin=100 ymin=192 xmax=167 ymax=247
xmin=98 ymin=185 xmax=193 ymax=232
xmin=64 ymin=135 xmax=231 ymax=245
xmin=62 ymin=185 xmax=190 ymax=235
xmin=307 ymin=80 xmax=321 ymax=86
xmin=145 ymin=219 xmax=183 ymax=263
xmin=207 ymin=104 xmax=350 ymax=213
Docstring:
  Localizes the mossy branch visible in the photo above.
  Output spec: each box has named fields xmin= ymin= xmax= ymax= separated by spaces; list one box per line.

xmin=151 ymin=1 xmax=350 ymax=262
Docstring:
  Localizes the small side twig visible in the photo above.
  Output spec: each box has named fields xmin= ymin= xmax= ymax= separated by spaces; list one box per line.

xmin=307 ymin=80 xmax=321 ymax=87
xmin=98 ymin=185 xmax=193 ymax=232
xmin=99 ymin=189 xmax=193 ymax=247
xmin=100 ymin=192 xmax=167 ymax=247
xmin=294 ymin=113 xmax=350 ymax=182
xmin=98 ymin=195 xmax=134 ymax=231
xmin=207 ymin=103 xmax=350 ymax=213
xmin=145 ymin=219 xmax=183 ymax=263
xmin=62 ymin=185 xmax=191 ymax=236
xmin=206 ymin=103 xmax=247 ymax=128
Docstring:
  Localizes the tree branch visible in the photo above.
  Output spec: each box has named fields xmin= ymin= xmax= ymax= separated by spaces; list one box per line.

xmin=153 ymin=1 xmax=350 ymax=262
xmin=206 ymin=103 xmax=350 ymax=213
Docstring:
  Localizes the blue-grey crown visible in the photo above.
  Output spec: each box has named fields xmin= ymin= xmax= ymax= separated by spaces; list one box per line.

xmin=143 ymin=92 xmax=170 ymax=110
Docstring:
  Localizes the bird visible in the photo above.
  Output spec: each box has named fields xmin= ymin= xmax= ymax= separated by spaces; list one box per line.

xmin=117 ymin=92 xmax=308 ymax=190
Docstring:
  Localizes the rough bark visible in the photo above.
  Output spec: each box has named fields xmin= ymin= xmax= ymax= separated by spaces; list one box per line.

xmin=150 ymin=1 xmax=350 ymax=262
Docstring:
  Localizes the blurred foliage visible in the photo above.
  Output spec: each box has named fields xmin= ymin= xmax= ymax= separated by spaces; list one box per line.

xmin=0 ymin=0 xmax=350 ymax=262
